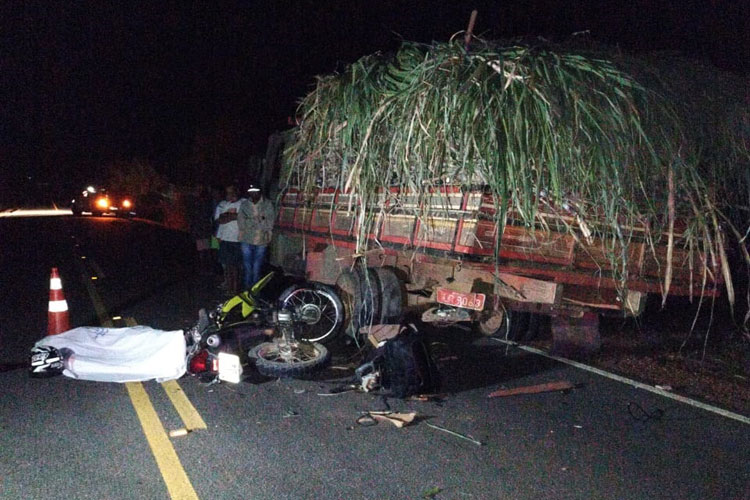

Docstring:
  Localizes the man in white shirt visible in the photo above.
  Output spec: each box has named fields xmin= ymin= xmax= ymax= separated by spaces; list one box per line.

xmin=213 ymin=184 xmax=245 ymax=295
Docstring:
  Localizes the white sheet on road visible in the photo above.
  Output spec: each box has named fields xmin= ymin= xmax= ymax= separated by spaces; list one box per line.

xmin=35 ymin=326 xmax=186 ymax=382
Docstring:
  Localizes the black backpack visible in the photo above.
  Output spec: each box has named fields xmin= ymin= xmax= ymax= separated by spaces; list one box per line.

xmin=380 ymin=324 xmax=441 ymax=398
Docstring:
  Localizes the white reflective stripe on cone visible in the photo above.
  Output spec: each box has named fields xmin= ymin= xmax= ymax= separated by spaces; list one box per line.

xmin=48 ymin=300 xmax=69 ymax=312
xmin=50 ymin=277 xmax=62 ymax=290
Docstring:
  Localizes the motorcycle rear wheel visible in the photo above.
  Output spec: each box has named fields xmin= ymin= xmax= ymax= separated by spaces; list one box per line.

xmin=278 ymin=283 xmax=344 ymax=344
xmin=250 ymin=341 xmax=329 ymax=378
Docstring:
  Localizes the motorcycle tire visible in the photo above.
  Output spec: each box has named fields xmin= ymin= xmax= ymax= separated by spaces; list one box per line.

xmin=278 ymin=283 xmax=344 ymax=344
xmin=250 ymin=341 xmax=329 ymax=379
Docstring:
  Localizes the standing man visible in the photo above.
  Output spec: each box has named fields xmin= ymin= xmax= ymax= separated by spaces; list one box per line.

xmin=238 ymin=184 xmax=275 ymax=289
xmin=214 ymin=184 xmax=245 ymax=295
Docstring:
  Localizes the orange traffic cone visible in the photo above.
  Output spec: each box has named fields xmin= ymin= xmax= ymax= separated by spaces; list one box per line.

xmin=48 ymin=267 xmax=70 ymax=335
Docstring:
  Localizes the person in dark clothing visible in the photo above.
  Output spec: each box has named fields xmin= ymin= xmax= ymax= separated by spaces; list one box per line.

xmin=186 ymin=185 xmax=215 ymax=274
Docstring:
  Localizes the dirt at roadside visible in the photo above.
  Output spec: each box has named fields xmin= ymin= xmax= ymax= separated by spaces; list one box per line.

xmin=593 ymin=318 xmax=749 ymax=416
xmin=532 ymin=297 xmax=750 ymax=417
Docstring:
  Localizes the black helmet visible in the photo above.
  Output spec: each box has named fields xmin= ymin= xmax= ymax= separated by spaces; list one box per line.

xmin=29 ymin=345 xmax=65 ymax=378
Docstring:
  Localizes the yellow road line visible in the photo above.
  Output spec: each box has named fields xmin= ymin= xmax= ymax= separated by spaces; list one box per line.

xmin=78 ymin=260 xmax=203 ymax=500
xmin=77 ymin=256 xmax=111 ymax=326
xmin=82 ymin=274 xmax=111 ymax=325
xmin=126 ymin=382 xmax=200 ymax=500
xmin=89 ymin=260 xmax=107 ymax=279
xmin=161 ymin=380 xmax=208 ymax=431
xmin=124 ymin=316 xmax=208 ymax=432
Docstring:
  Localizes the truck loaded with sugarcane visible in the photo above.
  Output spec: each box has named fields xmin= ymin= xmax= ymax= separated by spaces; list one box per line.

xmin=263 ymin=36 xmax=750 ymax=352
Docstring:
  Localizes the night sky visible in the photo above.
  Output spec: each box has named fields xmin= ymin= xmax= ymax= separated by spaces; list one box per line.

xmin=2 ymin=0 xmax=748 ymax=199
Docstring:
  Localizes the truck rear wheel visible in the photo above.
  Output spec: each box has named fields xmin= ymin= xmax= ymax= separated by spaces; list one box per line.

xmin=336 ymin=269 xmax=363 ymax=338
xmin=475 ymin=310 xmax=506 ymax=337
xmin=373 ymin=267 xmax=403 ymax=324
xmin=337 ymin=264 xmax=384 ymax=339
xmin=524 ymin=314 xmax=551 ymax=341
xmin=360 ymin=266 xmax=381 ymax=329
xmin=475 ymin=310 xmax=533 ymax=340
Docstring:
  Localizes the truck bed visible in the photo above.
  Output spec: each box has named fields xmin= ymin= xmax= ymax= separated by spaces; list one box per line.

xmin=275 ymin=187 xmax=722 ymax=302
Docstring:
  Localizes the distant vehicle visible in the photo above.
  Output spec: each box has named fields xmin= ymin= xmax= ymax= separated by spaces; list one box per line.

xmin=70 ymin=186 xmax=135 ymax=217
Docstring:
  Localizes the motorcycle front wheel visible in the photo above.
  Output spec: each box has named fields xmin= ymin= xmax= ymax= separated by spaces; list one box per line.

xmin=278 ymin=283 xmax=344 ymax=344
xmin=249 ymin=341 xmax=329 ymax=378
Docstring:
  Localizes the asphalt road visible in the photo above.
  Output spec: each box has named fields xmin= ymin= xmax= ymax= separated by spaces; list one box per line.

xmin=1 ymin=213 xmax=748 ymax=499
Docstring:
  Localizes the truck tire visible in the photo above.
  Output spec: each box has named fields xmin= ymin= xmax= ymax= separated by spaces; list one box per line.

xmin=475 ymin=310 xmax=531 ymax=340
xmin=336 ymin=269 xmax=363 ymax=338
xmin=475 ymin=310 xmax=506 ymax=337
xmin=508 ymin=312 xmax=536 ymax=341
xmin=250 ymin=341 xmax=329 ymax=379
xmin=374 ymin=267 xmax=403 ymax=324
xmin=360 ymin=266 xmax=381 ymax=329
xmin=524 ymin=314 xmax=550 ymax=341
xmin=336 ymin=264 xmax=383 ymax=339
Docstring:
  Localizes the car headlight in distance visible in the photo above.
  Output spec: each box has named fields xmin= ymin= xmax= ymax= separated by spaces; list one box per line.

xmin=122 ymin=199 xmax=132 ymax=208
xmin=96 ymin=197 xmax=109 ymax=209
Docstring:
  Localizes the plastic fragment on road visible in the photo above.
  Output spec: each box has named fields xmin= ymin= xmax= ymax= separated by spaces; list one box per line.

xmin=359 ymin=323 xmax=402 ymax=346
xmin=357 ymin=411 xmax=417 ymax=428
xmin=370 ymin=411 xmax=416 ymax=428
xmin=487 ymin=380 xmax=574 ymax=398
xmin=422 ymin=486 xmax=442 ymax=499
xmin=34 ymin=325 xmax=186 ymax=382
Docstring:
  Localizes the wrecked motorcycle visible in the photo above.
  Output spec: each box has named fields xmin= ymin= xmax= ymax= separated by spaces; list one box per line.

xmin=185 ymin=272 xmax=344 ymax=382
